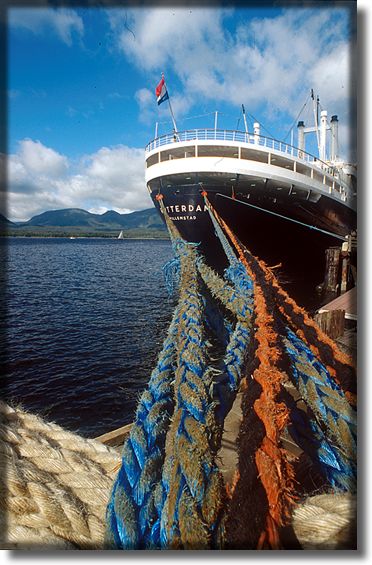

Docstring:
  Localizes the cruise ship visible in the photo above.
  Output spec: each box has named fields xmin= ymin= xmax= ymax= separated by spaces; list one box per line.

xmin=145 ymin=100 xmax=356 ymax=305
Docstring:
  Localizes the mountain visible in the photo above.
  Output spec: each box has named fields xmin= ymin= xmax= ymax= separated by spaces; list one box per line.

xmin=0 ymin=213 xmax=16 ymax=226
xmin=13 ymin=207 xmax=166 ymax=231
xmin=21 ymin=208 xmax=98 ymax=227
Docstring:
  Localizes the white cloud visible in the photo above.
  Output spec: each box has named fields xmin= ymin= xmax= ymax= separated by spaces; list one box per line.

xmin=18 ymin=139 xmax=68 ymax=177
xmin=6 ymin=140 xmax=151 ymax=222
xmin=309 ymin=42 xmax=351 ymax=105
xmin=107 ymin=6 xmax=354 ymax=159
xmin=8 ymin=7 xmax=84 ymax=46
xmin=135 ymin=88 xmax=155 ymax=124
xmin=116 ymin=7 xmax=226 ymax=72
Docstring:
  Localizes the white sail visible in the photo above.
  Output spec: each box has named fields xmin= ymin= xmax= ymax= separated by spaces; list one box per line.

xmin=118 ymin=230 xmax=124 ymax=239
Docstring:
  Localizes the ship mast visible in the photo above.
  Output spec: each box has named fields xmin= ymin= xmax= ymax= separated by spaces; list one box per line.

xmin=311 ymin=89 xmax=321 ymax=155
xmin=242 ymin=104 xmax=249 ymax=134
xmin=296 ymin=89 xmax=337 ymax=163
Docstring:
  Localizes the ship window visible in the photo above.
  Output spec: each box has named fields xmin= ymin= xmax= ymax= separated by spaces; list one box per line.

xmin=160 ymin=146 xmax=196 ymax=162
xmin=240 ymin=148 xmax=268 ymax=163
xmin=313 ymin=170 xmax=324 ymax=183
xmin=146 ymin=153 xmax=160 ymax=168
xmin=269 ymin=155 xmax=294 ymax=170
xmin=296 ymin=162 xmax=313 ymax=178
xmin=197 ymin=145 xmax=239 ymax=158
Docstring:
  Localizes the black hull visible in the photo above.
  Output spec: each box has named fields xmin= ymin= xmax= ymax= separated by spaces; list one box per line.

xmin=151 ymin=183 xmax=356 ymax=310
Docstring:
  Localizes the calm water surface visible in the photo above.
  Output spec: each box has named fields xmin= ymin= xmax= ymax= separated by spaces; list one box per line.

xmin=1 ymin=238 xmax=175 ymax=437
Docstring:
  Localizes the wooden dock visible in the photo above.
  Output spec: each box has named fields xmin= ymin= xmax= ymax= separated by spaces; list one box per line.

xmin=314 ymin=285 xmax=357 ymax=359
xmin=95 ymin=423 xmax=133 ymax=449
xmin=317 ymin=286 xmax=357 ymax=321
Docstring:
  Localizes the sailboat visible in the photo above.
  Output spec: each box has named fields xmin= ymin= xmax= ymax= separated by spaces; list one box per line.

xmin=118 ymin=230 xmax=124 ymax=239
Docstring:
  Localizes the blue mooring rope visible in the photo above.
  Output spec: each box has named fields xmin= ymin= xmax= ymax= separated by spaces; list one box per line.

xmin=283 ymin=328 xmax=356 ymax=492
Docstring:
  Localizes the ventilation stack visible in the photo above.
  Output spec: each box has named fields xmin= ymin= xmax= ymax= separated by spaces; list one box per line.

xmin=254 ymin=122 xmax=260 ymax=145
xmin=319 ymin=110 xmax=328 ymax=162
xmin=297 ymin=120 xmax=305 ymax=158
xmin=330 ymin=115 xmax=339 ymax=162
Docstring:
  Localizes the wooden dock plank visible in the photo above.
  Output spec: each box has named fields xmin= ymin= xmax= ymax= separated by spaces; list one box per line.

xmin=318 ymin=286 xmax=357 ymax=321
xmin=95 ymin=423 xmax=133 ymax=448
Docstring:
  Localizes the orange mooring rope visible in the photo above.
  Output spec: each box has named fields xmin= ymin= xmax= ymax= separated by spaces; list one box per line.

xmin=249 ymin=276 xmax=297 ymax=548
xmin=204 ymin=197 xmax=296 ymax=548
xmin=242 ymin=251 xmax=356 ymax=406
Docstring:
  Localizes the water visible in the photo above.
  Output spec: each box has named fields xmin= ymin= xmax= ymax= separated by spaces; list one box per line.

xmin=1 ymin=237 xmax=175 ymax=438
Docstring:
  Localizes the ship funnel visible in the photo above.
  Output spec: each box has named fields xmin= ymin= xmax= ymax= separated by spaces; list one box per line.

xmin=254 ymin=122 xmax=260 ymax=144
xmin=320 ymin=110 xmax=327 ymax=162
xmin=297 ymin=120 xmax=305 ymax=158
xmin=330 ymin=115 xmax=339 ymax=162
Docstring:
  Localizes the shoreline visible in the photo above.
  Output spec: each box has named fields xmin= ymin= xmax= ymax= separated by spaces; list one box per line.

xmin=0 ymin=234 xmax=170 ymax=240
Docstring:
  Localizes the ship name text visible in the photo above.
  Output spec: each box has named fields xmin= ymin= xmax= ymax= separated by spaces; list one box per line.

xmin=165 ymin=204 xmax=208 ymax=214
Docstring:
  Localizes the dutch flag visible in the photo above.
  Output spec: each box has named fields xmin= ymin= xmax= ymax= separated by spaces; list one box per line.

xmin=155 ymin=76 xmax=169 ymax=106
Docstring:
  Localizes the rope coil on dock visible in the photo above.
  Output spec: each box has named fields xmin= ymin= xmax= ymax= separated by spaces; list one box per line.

xmin=0 ymin=401 xmax=121 ymax=549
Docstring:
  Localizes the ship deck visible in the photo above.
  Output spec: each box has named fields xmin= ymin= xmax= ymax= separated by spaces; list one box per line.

xmin=145 ymin=129 xmax=356 ymax=212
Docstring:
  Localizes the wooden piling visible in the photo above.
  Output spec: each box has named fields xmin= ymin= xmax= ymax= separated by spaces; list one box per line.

xmin=323 ymin=247 xmax=341 ymax=293
xmin=340 ymin=251 xmax=350 ymax=294
xmin=314 ymin=309 xmax=345 ymax=340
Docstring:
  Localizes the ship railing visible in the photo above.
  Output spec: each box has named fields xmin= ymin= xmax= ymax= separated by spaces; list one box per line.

xmin=145 ymin=128 xmax=336 ymax=174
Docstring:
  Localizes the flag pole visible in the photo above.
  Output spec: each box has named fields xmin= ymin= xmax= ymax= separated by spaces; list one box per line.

xmin=160 ymin=72 xmax=178 ymax=134
xmin=242 ymin=104 xmax=248 ymax=134
xmin=163 ymin=77 xmax=178 ymax=134
xmin=167 ymin=97 xmax=178 ymax=134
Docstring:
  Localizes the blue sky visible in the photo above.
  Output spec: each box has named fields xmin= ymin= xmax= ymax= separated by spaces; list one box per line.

xmin=6 ymin=2 xmax=356 ymax=221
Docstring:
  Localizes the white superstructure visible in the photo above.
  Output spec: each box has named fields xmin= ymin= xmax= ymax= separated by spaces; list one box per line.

xmin=145 ymin=129 xmax=356 ymax=211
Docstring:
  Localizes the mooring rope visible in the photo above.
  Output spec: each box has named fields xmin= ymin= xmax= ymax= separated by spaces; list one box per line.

xmin=158 ymin=241 xmax=224 ymax=550
xmin=105 ymin=196 xmax=259 ymax=549
xmin=2 ymin=191 xmax=356 ymax=550
xmin=291 ymin=492 xmax=356 ymax=549
xmin=283 ymin=329 xmax=356 ymax=492
xmin=243 ymin=247 xmax=356 ymax=402
xmin=0 ymin=400 xmax=356 ymax=550
xmin=105 ymin=192 xmax=356 ymax=549
xmin=216 ymin=192 xmax=346 ymax=241
xmin=200 ymin=194 xmax=356 ymax=548
xmin=202 ymin=195 xmax=297 ymax=548
xmin=105 ymin=304 xmax=181 ymax=548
